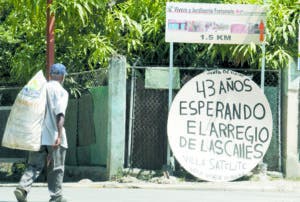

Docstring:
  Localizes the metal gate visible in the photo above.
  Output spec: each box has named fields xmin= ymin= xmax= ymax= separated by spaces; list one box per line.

xmin=126 ymin=68 xmax=169 ymax=169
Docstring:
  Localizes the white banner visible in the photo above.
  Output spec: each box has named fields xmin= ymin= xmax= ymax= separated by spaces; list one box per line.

xmin=165 ymin=2 xmax=266 ymax=44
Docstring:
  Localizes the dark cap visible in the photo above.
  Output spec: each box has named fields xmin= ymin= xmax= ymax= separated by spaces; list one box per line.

xmin=50 ymin=63 xmax=67 ymax=76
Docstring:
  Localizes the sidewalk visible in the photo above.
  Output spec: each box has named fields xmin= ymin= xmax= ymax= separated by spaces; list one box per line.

xmin=1 ymin=179 xmax=300 ymax=193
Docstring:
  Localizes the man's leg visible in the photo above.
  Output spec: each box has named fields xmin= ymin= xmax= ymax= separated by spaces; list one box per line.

xmin=15 ymin=146 xmax=47 ymax=201
xmin=47 ymin=146 xmax=67 ymax=202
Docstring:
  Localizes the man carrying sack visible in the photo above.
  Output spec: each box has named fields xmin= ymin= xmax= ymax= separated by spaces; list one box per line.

xmin=14 ymin=63 xmax=69 ymax=202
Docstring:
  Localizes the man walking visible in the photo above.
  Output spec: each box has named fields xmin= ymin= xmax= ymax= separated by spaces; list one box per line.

xmin=14 ymin=63 xmax=69 ymax=202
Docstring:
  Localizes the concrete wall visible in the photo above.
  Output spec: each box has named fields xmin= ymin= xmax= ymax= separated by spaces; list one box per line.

xmin=282 ymin=59 xmax=300 ymax=178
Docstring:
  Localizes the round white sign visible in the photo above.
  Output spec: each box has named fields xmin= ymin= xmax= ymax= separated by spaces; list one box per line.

xmin=167 ymin=69 xmax=272 ymax=182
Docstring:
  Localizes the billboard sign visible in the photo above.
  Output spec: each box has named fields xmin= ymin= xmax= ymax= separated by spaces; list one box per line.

xmin=167 ymin=70 xmax=273 ymax=182
xmin=165 ymin=2 xmax=266 ymax=44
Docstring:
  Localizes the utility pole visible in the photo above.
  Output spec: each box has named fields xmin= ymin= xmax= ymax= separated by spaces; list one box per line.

xmin=46 ymin=0 xmax=55 ymax=80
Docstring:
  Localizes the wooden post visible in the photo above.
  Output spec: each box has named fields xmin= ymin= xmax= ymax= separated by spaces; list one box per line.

xmin=46 ymin=0 xmax=55 ymax=80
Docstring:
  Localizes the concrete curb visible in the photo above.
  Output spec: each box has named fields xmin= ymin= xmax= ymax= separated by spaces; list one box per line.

xmin=1 ymin=180 xmax=300 ymax=192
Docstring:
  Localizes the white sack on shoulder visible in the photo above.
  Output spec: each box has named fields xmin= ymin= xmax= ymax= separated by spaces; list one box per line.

xmin=2 ymin=70 xmax=47 ymax=151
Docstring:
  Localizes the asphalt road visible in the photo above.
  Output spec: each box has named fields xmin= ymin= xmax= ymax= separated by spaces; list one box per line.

xmin=1 ymin=187 xmax=300 ymax=202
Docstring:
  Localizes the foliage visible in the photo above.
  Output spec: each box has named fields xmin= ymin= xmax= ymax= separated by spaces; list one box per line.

xmin=266 ymin=0 xmax=299 ymax=68
xmin=0 ymin=0 xmax=47 ymax=83
xmin=0 ymin=0 xmax=299 ymax=84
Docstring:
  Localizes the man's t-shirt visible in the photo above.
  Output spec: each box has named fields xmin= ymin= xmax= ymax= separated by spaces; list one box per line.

xmin=41 ymin=80 xmax=69 ymax=148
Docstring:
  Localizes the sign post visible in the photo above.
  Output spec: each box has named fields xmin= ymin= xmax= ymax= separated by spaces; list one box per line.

xmin=168 ymin=42 xmax=174 ymax=110
xmin=166 ymin=2 xmax=268 ymax=180
xmin=167 ymin=42 xmax=174 ymax=168
xmin=261 ymin=42 xmax=266 ymax=91
xmin=260 ymin=0 xmax=266 ymax=90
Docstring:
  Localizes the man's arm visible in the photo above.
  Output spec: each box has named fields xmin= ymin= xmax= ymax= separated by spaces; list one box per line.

xmin=53 ymin=113 xmax=65 ymax=147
